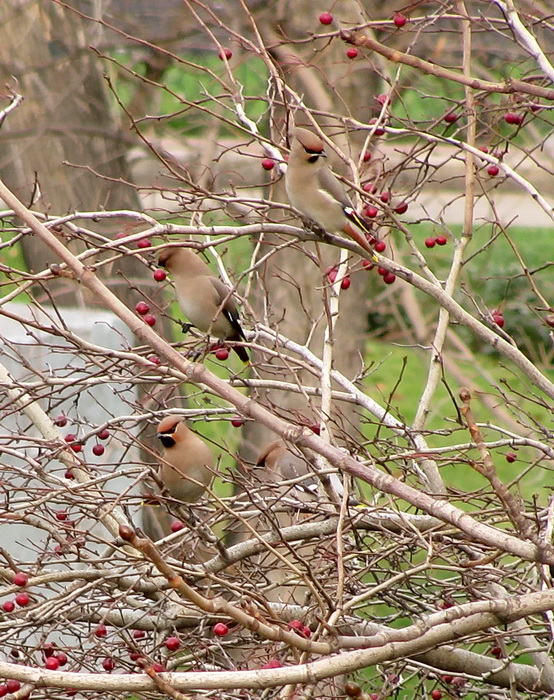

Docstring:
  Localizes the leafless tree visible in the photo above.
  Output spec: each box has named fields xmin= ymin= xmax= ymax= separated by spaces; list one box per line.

xmin=0 ymin=1 xmax=553 ymax=698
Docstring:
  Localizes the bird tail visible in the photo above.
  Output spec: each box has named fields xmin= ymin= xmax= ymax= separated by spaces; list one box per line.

xmin=234 ymin=345 xmax=249 ymax=363
xmin=343 ymin=207 xmax=379 ymax=258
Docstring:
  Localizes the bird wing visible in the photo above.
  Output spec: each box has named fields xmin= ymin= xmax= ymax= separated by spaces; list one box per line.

xmin=318 ymin=164 xmax=372 ymax=235
xmin=210 ymin=277 xmax=246 ymax=341
xmin=317 ymin=164 xmax=353 ymax=209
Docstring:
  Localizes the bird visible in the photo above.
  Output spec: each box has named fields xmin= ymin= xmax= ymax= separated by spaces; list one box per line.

xmin=156 ymin=415 xmax=215 ymax=503
xmin=285 ymin=127 xmax=374 ymax=254
xmin=157 ymin=246 xmax=248 ymax=362
xmin=256 ymin=440 xmax=319 ymax=498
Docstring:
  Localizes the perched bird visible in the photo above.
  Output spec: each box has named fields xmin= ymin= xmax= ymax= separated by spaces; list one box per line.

xmin=157 ymin=247 xmax=248 ymax=362
xmin=156 ymin=416 xmax=215 ymax=503
xmin=285 ymin=127 xmax=374 ymax=254
xmin=256 ymin=440 xmax=319 ymax=498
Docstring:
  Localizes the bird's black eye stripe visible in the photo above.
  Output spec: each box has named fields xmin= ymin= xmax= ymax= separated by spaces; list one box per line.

xmin=304 ymin=147 xmax=324 ymax=155
xmin=307 ymin=155 xmax=320 ymax=163
xmin=159 ymin=435 xmax=176 ymax=449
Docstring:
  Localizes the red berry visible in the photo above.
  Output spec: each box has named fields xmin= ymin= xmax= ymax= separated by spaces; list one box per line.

xmin=430 ymin=691 xmax=442 ymax=700
xmin=545 ymin=314 xmax=554 ymax=328
xmin=289 ymin=620 xmax=303 ymax=631
xmin=318 ymin=12 xmax=333 ymax=25
xmin=346 ymin=47 xmax=359 ymax=59
xmin=45 ymin=656 xmax=59 ymax=670
xmin=56 ymin=652 xmax=68 ymax=666
xmin=115 ymin=232 xmax=128 ymax=240
xmin=56 ymin=511 xmax=68 ymax=521
xmin=369 ymin=118 xmax=385 ymax=135
xmin=151 ymin=663 xmax=165 ymax=673
xmin=15 ymin=592 xmax=30 ymax=607
xmin=231 ymin=416 xmax=243 ymax=428
xmin=97 ymin=428 xmax=110 ymax=440
xmin=383 ymin=272 xmax=396 ymax=284
xmin=504 ymin=112 xmax=522 ymax=125
xmin=6 ymin=681 xmax=20 ymax=694
xmin=364 ymin=205 xmax=379 ymax=218
xmin=103 ymin=657 xmax=115 ymax=671
xmin=374 ymin=240 xmax=386 ymax=253
xmin=214 ymin=347 xmax=230 ymax=361
xmin=147 ymin=354 xmax=161 ymax=365
xmin=425 ymin=237 xmax=436 ymax=248
xmin=441 ymin=675 xmax=453 ymax=683
xmin=362 ymin=150 xmax=371 ymax=162
xmin=493 ymin=314 xmax=504 ymax=328
xmin=64 ymin=433 xmax=76 ymax=443
xmin=64 ymin=470 xmax=75 ymax=480
xmin=377 ymin=266 xmax=387 ymax=276
xmin=136 ymin=238 xmax=151 ymax=249
xmin=487 ymin=164 xmax=500 ymax=176
xmin=153 ymin=269 xmax=167 ymax=282
xmin=54 ymin=414 xmax=67 ymax=427
xmin=344 ymin=682 xmax=361 ymax=697
xmin=133 ymin=629 xmax=146 ymax=639
xmin=135 ymin=301 xmax=150 ymax=316
xmin=363 ymin=182 xmax=377 ymax=194
xmin=214 ymin=622 xmax=229 ymax=637
xmin=362 ymin=259 xmax=375 ymax=270
xmin=376 ymin=93 xmax=389 ymax=106
xmin=0 ymin=685 xmax=7 ymax=698
xmin=530 ymin=103 xmax=542 ymax=113
xmin=394 ymin=201 xmax=408 ymax=214
xmin=435 ymin=235 xmax=447 ymax=246
xmin=165 ymin=636 xmax=180 ymax=651
xmin=261 ymin=659 xmax=283 ymax=669
xmin=301 ymin=625 xmax=311 ymax=638
xmin=479 ymin=146 xmax=489 ymax=153
xmin=218 ymin=47 xmax=232 ymax=60
xmin=2 ymin=600 xmax=14 ymax=612
xmin=92 ymin=444 xmax=105 ymax=456
xmin=327 ymin=266 xmax=339 ymax=283
xmin=340 ymin=277 xmax=351 ymax=290
xmin=393 ymin=12 xmax=407 ymax=27
xmin=170 ymin=520 xmax=184 ymax=533
xmin=444 ymin=111 xmax=459 ymax=123
xmin=505 ymin=452 xmax=517 ymax=463
xmin=70 ymin=443 xmax=82 ymax=453
xmin=13 ymin=572 xmax=28 ymax=587
xmin=261 ymin=158 xmax=275 ymax=171
xmin=143 ymin=313 xmax=156 ymax=327
xmin=380 ymin=191 xmax=391 ymax=203
xmin=95 ymin=624 xmax=107 ymax=637
xmin=490 ymin=645 xmax=502 ymax=658
xmin=42 ymin=643 xmax=56 ymax=658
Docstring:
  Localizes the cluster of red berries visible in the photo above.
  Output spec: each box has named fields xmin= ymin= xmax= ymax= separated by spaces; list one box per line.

xmin=131 ymin=268 xmax=167 ymax=328
xmin=288 ymin=619 xmax=311 ymax=638
xmin=424 ymin=235 xmax=448 ymax=248
xmin=2 ymin=572 xmax=31 ymax=612
xmin=57 ymin=423 xmax=110 ymax=458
